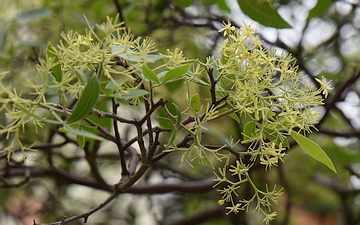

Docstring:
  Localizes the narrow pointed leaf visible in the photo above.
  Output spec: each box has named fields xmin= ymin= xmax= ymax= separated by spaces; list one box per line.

xmin=74 ymin=68 xmax=88 ymax=84
xmin=230 ymin=112 xmax=241 ymax=124
xmin=15 ymin=8 xmax=51 ymax=23
xmin=200 ymin=0 xmax=217 ymax=6
xmin=237 ymin=0 xmax=291 ymax=29
xmin=142 ymin=64 xmax=160 ymax=83
xmin=67 ymin=75 xmax=100 ymax=123
xmin=110 ymin=89 xmax=148 ymax=99
xmin=47 ymin=43 xmax=62 ymax=82
xmin=104 ymin=79 xmax=123 ymax=90
xmin=217 ymin=0 xmax=231 ymax=12
xmin=290 ymin=130 xmax=336 ymax=173
xmin=172 ymin=103 xmax=182 ymax=128
xmin=307 ymin=0 xmax=332 ymax=20
xmin=145 ymin=54 xmax=164 ymax=62
xmin=162 ymin=64 xmax=191 ymax=83
xmin=111 ymin=45 xmax=143 ymax=62
xmin=0 ymin=28 xmax=7 ymax=56
xmin=166 ymin=130 xmax=177 ymax=147
xmin=77 ymin=135 xmax=86 ymax=148
xmin=190 ymin=93 xmax=201 ymax=113
xmin=62 ymin=124 xmax=106 ymax=142
xmin=173 ymin=0 xmax=193 ymax=8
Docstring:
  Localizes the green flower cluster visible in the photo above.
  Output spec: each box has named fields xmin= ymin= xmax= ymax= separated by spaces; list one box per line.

xmin=0 ymin=17 xmax=332 ymax=224
xmin=210 ymin=21 xmax=332 ymax=222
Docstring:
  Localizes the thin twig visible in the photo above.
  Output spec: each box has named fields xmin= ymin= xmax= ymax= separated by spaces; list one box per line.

xmin=34 ymin=191 xmax=119 ymax=225
xmin=147 ymin=126 xmax=162 ymax=160
xmin=124 ymin=141 xmax=140 ymax=176
xmin=112 ymin=98 xmax=129 ymax=182
xmin=135 ymin=123 xmax=147 ymax=163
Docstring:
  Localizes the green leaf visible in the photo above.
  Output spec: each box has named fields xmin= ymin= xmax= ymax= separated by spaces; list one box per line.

xmin=142 ymin=64 xmax=160 ymax=83
xmin=216 ymin=0 xmax=231 ymax=13
xmin=290 ymin=130 xmax=337 ymax=173
xmin=263 ymin=127 xmax=277 ymax=142
xmin=13 ymin=101 xmax=43 ymax=120
xmin=0 ymin=27 xmax=7 ymax=56
xmin=221 ymin=53 xmax=229 ymax=65
xmin=47 ymin=43 xmax=62 ymax=82
xmin=111 ymin=45 xmax=143 ymax=62
xmin=172 ymin=103 xmax=182 ymax=128
xmin=145 ymin=54 xmax=164 ymax=62
xmin=157 ymin=71 xmax=167 ymax=79
xmin=307 ymin=0 xmax=333 ymax=20
xmin=74 ymin=13 xmax=96 ymax=27
xmin=162 ymin=64 xmax=191 ymax=83
xmin=165 ymin=79 xmax=184 ymax=92
xmin=61 ymin=124 xmax=106 ymax=142
xmin=104 ymin=79 xmax=123 ymax=90
xmin=77 ymin=124 xmax=101 ymax=148
xmin=87 ymin=100 xmax=112 ymax=131
xmin=37 ymin=71 xmax=57 ymax=95
xmin=200 ymin=0 xmax=217 ymax=6
xmin=243 ymin=121 xmax=256 ymax=142
xmin=165 ymin=102 xmax=182 ymax=128
xmin=167 ymin=130 xmax=177 ymax=147
xmin=74 ymin=68 xmax=88 ymax=84
xmin=157 ymin=116 xmax=174 ymax=129
xmin=230 ymin=112 xmax=241 ymax=124
xmin=173 ymin=0 xmax=193 ymax=8
xmin=155 ymin=0 xmax=166 ymax=13
xmin=111 ymin=89 xmax=148 ymax=99
xmin=67 ymin=75 xmax=100 ymax=123
xmin=15 ymin=8 xmax=51 ymax=23
xmin=237 ymin=0 xmax=291 ymax=29
xmin=77 ymin=135 xmax=86 ymax=148
xmin=190 ymin=93 xmax=201 ymax=113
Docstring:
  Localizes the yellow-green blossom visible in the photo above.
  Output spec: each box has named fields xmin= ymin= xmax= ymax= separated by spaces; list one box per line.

xmin=214 ymin=21 xmax=330 ymax=221
xmin=316 ymin=76 xmax=333 ymax=98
